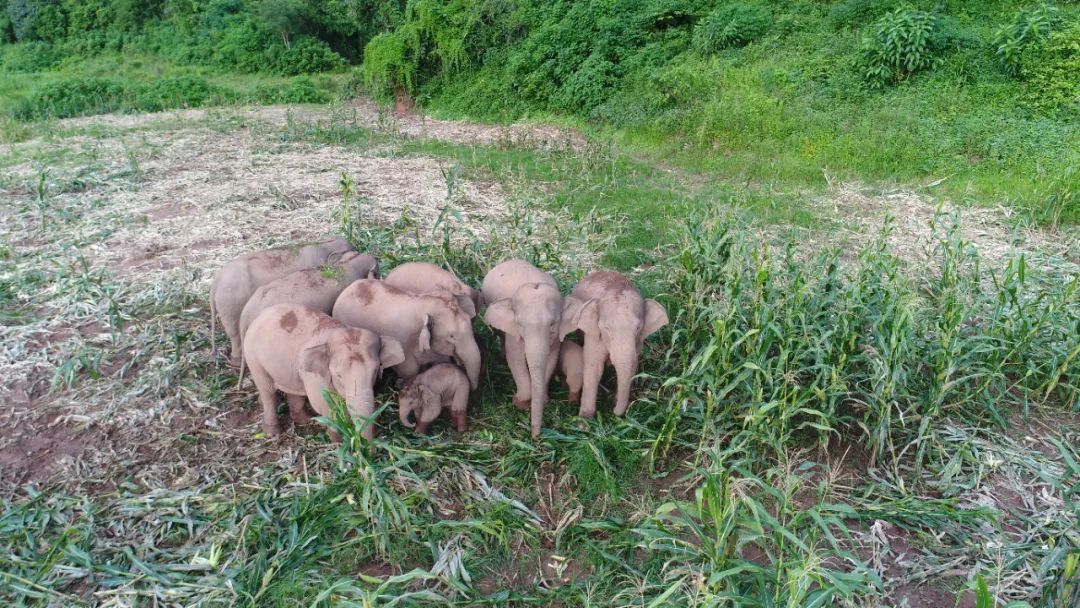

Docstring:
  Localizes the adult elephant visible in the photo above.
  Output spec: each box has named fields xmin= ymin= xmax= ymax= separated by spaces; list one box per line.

xmin=482 ymin=260 xmax=580 ymax=438
xmin=563 ymin=271 xmax=668 ymax=418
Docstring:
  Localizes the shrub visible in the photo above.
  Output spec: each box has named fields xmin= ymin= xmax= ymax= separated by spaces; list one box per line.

xmin=553 ymin=53 xmax=618 ymax=114
xmin=994 ymin=3 xmax=1062 ymax=77
xmin=133 ymin=75 xmax=228 ymax=112
xmin=361 ymin=30 xmax=413 ymax=99
xmin=692 ymin=2 xmax=771 ymax=54
xmin=828 ymin=0 xmax=896 ymax=29
xmin=278 ymin=76 xmax=328 ymax=103
xmin=1 ymin=40 xmax=60 ymax=71
xmin=1020 ymin=21 xmax=1080 ymax=114
xmin=860 ymin=8 xmax=950 ymax=88
xmin=13 ymin=77 xmax=133 ymax=119
xmin=210 ymin=16 xmax=272 ymax=73
xmin=269 ymin=35 xmax=346 ymax=75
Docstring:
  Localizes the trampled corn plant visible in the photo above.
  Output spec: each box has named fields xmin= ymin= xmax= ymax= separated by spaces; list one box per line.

xmin=633 ymin=441 xmax=878 ymax=606
xmin=319 ymin=392 xmax=427 ymax=559
xmin=657 ymin=208 xmax=1080 ymax=470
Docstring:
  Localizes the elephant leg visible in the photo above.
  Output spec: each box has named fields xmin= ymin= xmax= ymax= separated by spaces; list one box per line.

xmin=451 ymin=385 xmax=469 ymax=433
xmin=504 ymin=335 xmax=531 ymax=410
xmin=287 ymin=394 xmax=312 ymax=425
xmin=251 ymin=372 xmax=281 ymax=436
xmin=578 ymin=337 xmax=607 ymax=419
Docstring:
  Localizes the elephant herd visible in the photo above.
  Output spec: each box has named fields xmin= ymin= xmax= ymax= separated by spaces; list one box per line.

xmin=210 ymin=237 xmax=668 ymax=440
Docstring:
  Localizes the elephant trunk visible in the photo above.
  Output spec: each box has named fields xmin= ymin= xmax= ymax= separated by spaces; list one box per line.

xmin=524 ymin=337 xmax=552 ymax=438
xmin=458 ymin=338 xmax=482 ymax=390
xmin=610 ymin=340 xmax=640 ymax=416
xmin=347 ymin=386 xmax=379 ymax=440
xmin=399 ymin=401 xmax=415 ymax=428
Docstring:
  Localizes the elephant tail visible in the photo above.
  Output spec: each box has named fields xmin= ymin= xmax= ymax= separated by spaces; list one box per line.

xmin=209 ymin=279 xmax=218 ymax=360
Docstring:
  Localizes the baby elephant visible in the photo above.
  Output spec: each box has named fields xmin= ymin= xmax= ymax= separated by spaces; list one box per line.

xmin=211 ymin=237 xmax=353 ymax=366
xmin=243 ymin=303 xmax=404 ymax=440
xmin=397 ymin=363 xmax=470 ymax=434
xmin=557 ymin=340 xmax=584 ymax=405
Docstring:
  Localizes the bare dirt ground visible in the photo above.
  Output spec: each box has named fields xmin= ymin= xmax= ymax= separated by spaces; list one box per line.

xmin=0 ymin=102 xmax=584 ymax=494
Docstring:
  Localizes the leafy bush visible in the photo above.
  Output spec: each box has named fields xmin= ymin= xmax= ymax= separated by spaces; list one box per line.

xmin=257 ymin=76 xmax=331 ymax=103
xmin=361 ymin=30 xmax=413 ymax=99
xmin=692 ymin=2 xmax=771 ymax=54
xmin=268 ymin=35 xmax=346 ymax=75
xmin=994 ymin=3 xmax=1062 ymax=76
xmin=13 ymin=77 xmax=133 ymax=119
xmin=1020 ymin=21 xmax=1080 ymax=113
xmin=860 ymin=8 xmax=951 ymax=88
xmin=133 ymin=75 xmax=228 ymax=112
xmin=828 ymin=0 xmax=896 ymax=29
xmin=1 ymin=40 xmax=60 ymax=71
xmin=210 ymin=16 xmax=273 ymax=73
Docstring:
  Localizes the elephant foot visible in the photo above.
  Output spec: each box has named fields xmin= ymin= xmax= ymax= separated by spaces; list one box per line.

xmin=512 ymin=396 xmax=530 ymax=411
xmin=567 ymin=391 xmax=581 ymax=405
xmin=262 ymin=422 xmax=283 ymax=437
xmin=577 ymin=408 xmax=595 ymax=419
xmin=453 ymin=411 xmax=468 ymax=433
xmin=291 ymin=412 xmax=313 ymax=425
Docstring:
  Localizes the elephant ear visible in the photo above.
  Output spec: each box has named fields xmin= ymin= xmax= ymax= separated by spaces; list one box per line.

xmin=483 ymin=300 xmax=519 ymax=338
xmin=298 ymin=342 xmax=332 ymax=388
xmin=454 ymin=294 xmax=477 ymax=318
xmin=418 ymin=314 xmax=433 ymax=353
xmin=642 ymin=299 xmax=669 ymax=338
xmin=419 ymin=386 xmax=441 ymax=418
xmin=379 ymin=336 xmax=406 ymax=369
xmin=574 ymin=299 xmax=601 ymax=338
xmin=559 ymin=296 xmax=587 ymax=340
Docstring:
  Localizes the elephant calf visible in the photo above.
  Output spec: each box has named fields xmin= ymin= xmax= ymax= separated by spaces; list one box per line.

xmin=211 ymin=237 xmax=353 ymax=366
xmin=398 ymin=363 xmax=470 ymax=434
xmin=243 ymin=303 xmax=404 ymax=440
xmin=384 ymin=262 xmax=481 ymax=318
xmin=564 ymin=271 xmax=668 ymax=418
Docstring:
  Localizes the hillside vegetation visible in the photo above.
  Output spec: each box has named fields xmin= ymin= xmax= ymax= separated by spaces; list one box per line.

xmin=2 ymin=2 xmax=1079 ymax=607
xmin=2 ymin=0 xmax=1079 ymax=224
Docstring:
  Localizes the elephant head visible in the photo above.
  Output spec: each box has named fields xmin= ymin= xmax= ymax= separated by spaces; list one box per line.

xmin=419 ymin=298 xmax=482 ymax=389
xmin=398 ymin=384 xmax=441 ymax=434
xmin=567 ymin=291 xmax=667 ymax=415
xmin=302 ymin=237 xmax=354 ymax=266
xmin=484 ymin=282 xmax=580 ymax=436
xmin=298 ymin=328 xmax=405 ymax=439
xmin=336 ymin=251 xmax=380 ymax=282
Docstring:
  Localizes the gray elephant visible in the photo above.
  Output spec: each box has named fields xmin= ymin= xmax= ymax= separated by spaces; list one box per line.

xmin=482 ymin=260 xmax=581 ymax=438
xmin=564 ymin=271 xmax=668 ymax=418
xmin=332 ymin=279 xmax=481 ymax=389
xmin=384 ymin=262 xmax=481 ymax=318
xmin=243 ymin=303 xmax=404 ymax=440
xmin=210 ymin=237 xmax=353 ymax=366
xmin=398 ymin=363 xmax=470 ymax=434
